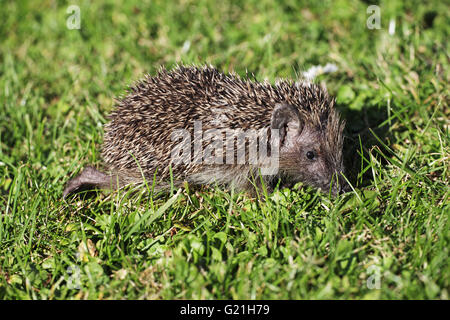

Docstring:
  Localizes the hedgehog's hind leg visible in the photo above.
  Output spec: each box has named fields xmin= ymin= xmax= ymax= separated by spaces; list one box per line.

xmin=63 ymin=166 xmax=118 ymax=199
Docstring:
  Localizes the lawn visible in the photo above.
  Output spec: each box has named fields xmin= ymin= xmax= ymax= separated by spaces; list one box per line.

xmin=0 ymin=0 xmax=448 ymax=299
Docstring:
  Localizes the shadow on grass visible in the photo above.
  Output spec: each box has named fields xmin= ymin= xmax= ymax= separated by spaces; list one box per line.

xmin=339 ymin=103 xmax=393 ymax=190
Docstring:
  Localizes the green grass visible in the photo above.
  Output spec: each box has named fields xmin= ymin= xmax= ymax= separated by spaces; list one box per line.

xmin=0 ymin=0 xmax=448 ymax=299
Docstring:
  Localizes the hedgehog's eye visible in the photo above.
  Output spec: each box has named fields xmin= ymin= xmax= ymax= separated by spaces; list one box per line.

xmin=306 ymin=151 xmax=315 ymax=160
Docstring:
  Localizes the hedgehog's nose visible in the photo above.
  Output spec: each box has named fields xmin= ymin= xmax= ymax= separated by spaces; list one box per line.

xmin=335 ymin=171 xmax=350 ymax=195
xmin=338 ymin=184 xmax=350 ymax=195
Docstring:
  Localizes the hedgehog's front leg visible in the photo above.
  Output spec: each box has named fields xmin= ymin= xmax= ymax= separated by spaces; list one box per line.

xmin=63 ymin=166 xmax=118 ymax=198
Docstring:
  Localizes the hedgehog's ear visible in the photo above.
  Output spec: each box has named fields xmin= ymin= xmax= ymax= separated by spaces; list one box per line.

xmin=271 ymin=103 xmax=302 ymax=146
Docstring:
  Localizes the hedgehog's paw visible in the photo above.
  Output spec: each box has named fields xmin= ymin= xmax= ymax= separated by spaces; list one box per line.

xmin=63 ymin=166 xmax=111 ymax=199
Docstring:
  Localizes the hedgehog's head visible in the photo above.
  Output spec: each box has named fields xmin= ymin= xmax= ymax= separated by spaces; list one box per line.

xmin=271 ymin=102 xmax=347 ymax=196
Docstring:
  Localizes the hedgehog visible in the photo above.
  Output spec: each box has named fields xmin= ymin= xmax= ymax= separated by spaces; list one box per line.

xmin=63 ymin=65 xmax=347 ymax=198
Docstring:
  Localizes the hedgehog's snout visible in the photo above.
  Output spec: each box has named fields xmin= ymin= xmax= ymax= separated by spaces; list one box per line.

xmin=328 ymin=170 xmax=350 ymax=196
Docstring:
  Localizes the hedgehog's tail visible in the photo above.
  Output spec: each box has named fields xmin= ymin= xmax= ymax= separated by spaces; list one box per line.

xmin=63 ymin=166 xmax=122 ymax=199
